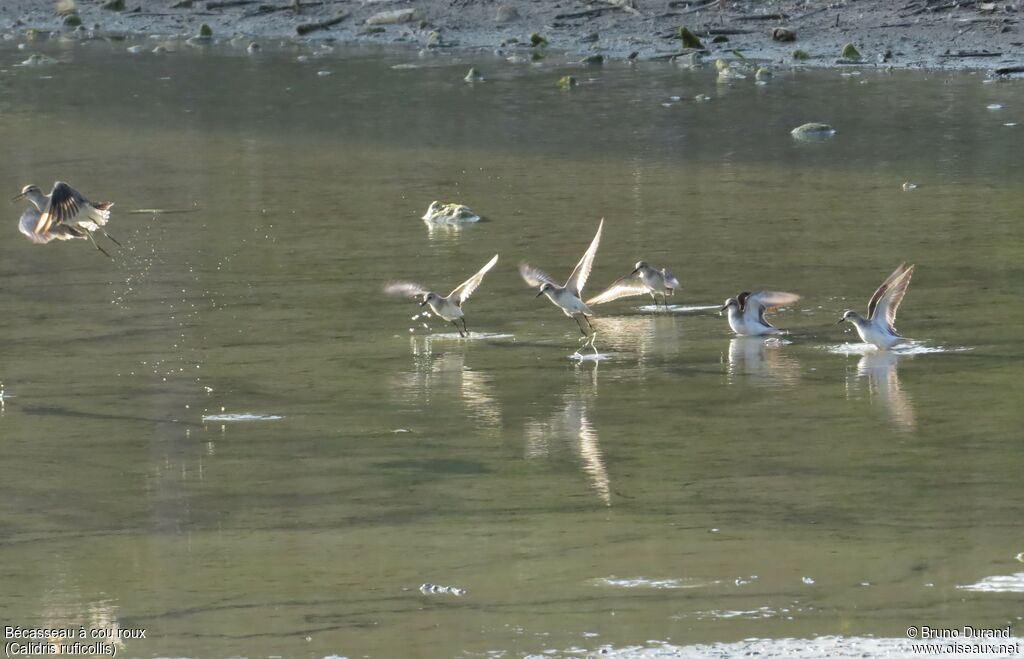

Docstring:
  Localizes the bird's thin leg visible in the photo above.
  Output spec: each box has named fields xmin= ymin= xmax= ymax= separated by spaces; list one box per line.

xmin=583 ymin=315 xmax=595 ymax=332
xmin=461 ymin=317 xmax=469 ymax=336
xmin=100 ymin=229 xmax=122 ymax=247
xmin=574 ymin=315 xmax=588 ymax=337
xmin=452 ymin=320 xmax=465 ymax=338
xmin=86 ymin=232 xmax=112 ymax=259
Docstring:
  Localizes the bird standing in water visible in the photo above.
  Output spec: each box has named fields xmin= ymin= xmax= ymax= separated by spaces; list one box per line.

xmin=720 ymin=290 xmax=801 ymax=336
xmin=588 ymin=260 xmax=681 ymax=310
xmin=838 ymin=263 xmax=915 ymax=349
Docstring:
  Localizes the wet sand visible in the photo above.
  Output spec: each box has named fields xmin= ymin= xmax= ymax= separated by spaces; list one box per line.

xmin=3 ymin=0 xmax=1024 ymax=71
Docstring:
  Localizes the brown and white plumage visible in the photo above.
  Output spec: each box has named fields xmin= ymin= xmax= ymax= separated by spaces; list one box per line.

xmin=839 ymin=263 xmax=916 ymax=348
xmin=14 ymin=181 xmax=119 ymax=257
xmin=385 ymin=254 xmax=499 ymax=337
xmin=520 ymin=218 xmax=604 ymax=336
xmin=587 ymin=260 xmax=681 ymax=308
xmin=720 ymin=290 xmax=801 ymax=336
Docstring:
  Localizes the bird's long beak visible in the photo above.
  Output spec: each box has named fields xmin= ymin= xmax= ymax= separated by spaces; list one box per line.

xmin=631 ymin=267 xmax=640 ymax=275
xmin=718 ymin=304 xmax=727 ymax=313
xmin=835 ymin=317 xmax=845 ymax=324
xmin=535 ymin=290 xmax=545 ymax=298
xmin=11 ymin=192 xmax=25 ymax=202
xmin=419 ymin=299 xmax=428 ymax=307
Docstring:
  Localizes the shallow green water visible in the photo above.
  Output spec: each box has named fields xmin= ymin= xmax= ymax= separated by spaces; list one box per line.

xmin=0 ymin=39 xmax=1022 ymax=658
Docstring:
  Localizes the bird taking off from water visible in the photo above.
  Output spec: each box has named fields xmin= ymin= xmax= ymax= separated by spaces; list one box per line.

xmin=13 ymin=182 xmax=119 ymax=258
xmin=385 ymin=254 xmax=499 ymax=337
xmin=520 ymin=218 xmax=604 ymax=337
xmin=720 ymin=290 xmax=800 ymax=336
xmin=837 ymin=263 xmax=915 ymax=349
xmin=587 ymin=260 xmax=681 ymax=309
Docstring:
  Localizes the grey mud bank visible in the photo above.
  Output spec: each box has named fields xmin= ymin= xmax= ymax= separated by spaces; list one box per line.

xmin=4 ymin=0 xmax=1024 ymax=72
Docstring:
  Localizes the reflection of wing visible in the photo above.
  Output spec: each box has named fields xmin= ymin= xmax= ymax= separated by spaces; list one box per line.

xmin=384 ymin=281 xmax=429 ymax=298
xmin=742 ymin=291 xmax=800 ymax=325
xmin=449 ymin=254 xmax=498 ymax=305
xmin=858 ymin=351 xmax=916 ymax=432
xmin=565 ymin=218 xmax=603 ymax=296
xmin=868 ymin=263 xmax=914 ymax=332
xmin=661 ymin=267 xmax=681 ymax=291
xmin=586 ymin=272 xmax=648 ymax=305
xmin=19 ymin=207 xmax=85 ymax=244
xmin=519 ymin=262 xmax=558 ymax=288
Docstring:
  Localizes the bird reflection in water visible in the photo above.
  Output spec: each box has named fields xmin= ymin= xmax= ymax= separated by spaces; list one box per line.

xmin=524 ymin=363 xmax=610 ymax=505
xmin=851 ymin=350 xmax=916 ymax=432
xmin=724 ymin=337 xmax=801 ymax=387
xmin=393 ymin=336 xmax=502 ymax=432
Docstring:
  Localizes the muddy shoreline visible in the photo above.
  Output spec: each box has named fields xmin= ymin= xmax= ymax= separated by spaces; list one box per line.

xmin=3 ymin=1 xmax=1024 ymax=72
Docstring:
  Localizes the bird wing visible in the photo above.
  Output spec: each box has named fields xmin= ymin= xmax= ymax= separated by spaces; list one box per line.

xmin=565 ymin=217 xmax=604 ymax=296
xmin=449 ymin=254 xmax=499 ymax=305
xmin=34 ymin=181 xmax=87 ymax=234
xmin=742 ymin=291 xmax=800 ymax=325
xmin=519 ymin=262 xmax=559 ymax=288
xmin=867 ymin=263 xmax=912 ymax=318
xmin=586 ymin=272 xmax=649 ymax=305
xmin=384 ymin=281 xmax=429 ymax=299
xmin=869 ymin=264 xmax=914 ymax=331
xmin=661 ymin=267 xmax=681 ymax=290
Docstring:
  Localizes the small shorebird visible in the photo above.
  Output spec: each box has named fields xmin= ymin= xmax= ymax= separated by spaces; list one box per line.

xmin=13 ymin=182 xmax=119 ymax=257
xmin=520 ymin=218 xmax=603 ymax=336
xmin=587 ymin=260 xmax=681 ymax=309
xmin=838 ymin=263 xmax=915 ymax=348
xmin=720 ymin=290 xmax=800 ymax=336
xmin=385 ymin=254 xmax=499 ymax=337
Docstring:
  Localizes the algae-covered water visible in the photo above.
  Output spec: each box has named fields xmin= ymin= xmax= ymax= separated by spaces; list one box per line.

xmin=0 ymin=40 xmax=1021 ymax=658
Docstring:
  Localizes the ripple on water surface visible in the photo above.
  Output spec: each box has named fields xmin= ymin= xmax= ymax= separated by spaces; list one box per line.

xmin=201 ymin=413 xmax=284 ymax=422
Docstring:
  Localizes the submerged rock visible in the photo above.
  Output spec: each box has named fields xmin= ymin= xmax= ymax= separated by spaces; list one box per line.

xmin=529 ymin=32 xmax=547 ymax=47
xmin=419 ymin=583 xmax=467 ymax=596
xmin=464 ymin=67 xmax=484 ymax=82
xmin=186 ymin=23 xmax=213 ymax=46
xmin=557 ymin=75 xmax=578 ymax=89
xmin=422 ymin=201 xmax=481 ymax=224
xmin=755 ymin=66 xmax=772 ymax=81
xmin=16 ymin=54 xmax=57 ymax=66
xmin=792 ymin=48 xmax=811 ymax=61
xmin=694 ymin=93 xmax=711 ymax=102
xmin=791 ymin=122 xmax=836 ymax=139
xmin=716 ymin=59 xmax=746 ymax=81
xmin=101 ymin=0 xmax=125 ymax=9
xmin=579 ymin=54 xmax=604 ymax=65
xmin=125 ymin=44 xmax=145 ymax=53
xmin=247 ymin=42 xmax=259 ymax=53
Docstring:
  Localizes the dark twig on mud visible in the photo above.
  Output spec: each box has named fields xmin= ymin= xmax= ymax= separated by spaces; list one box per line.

xmin=939 ymin=49 xmax=1002 ymax=57
xmin=244 ymin=1 xmax=326 ymax=17
xmin=731 ymin=13 xmax=788 ymax=21
xmin=295 ymin=12 xmax=348 ymax=35
xmin=554 ymin=7 xmax=616 ymax=19
xmin=679 ymin=0 xmax=720 ymax=15
xmin=207 ymin=0 xmax=257 ymax=9
xmin=700 ymin=27 xmax=755 ymax=35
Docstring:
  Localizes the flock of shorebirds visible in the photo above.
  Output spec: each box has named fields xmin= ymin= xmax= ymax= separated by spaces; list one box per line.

xmin=383 ymin=217 xmax=916 ymax=349
xmin=15 ymin=183 xmax=915 ymax=350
